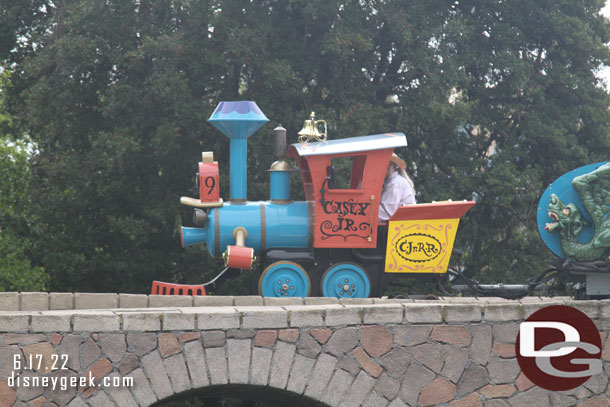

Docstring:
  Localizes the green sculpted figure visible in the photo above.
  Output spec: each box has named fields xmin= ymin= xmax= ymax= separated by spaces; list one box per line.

xmin=545 ymin=163 xmax=610 ymax=264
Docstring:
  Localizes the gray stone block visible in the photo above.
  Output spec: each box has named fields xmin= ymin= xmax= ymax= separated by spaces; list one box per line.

xmin=286 ymin=354 xmax=315 ymax=394
xmin=128 ymin=368 xmax=158 ymax=407
xmin=548 ymin=392 xmax=578 ymax=407
xmin=0 ymin=345 xmax=23 ymax=380
xmin=0 ymin=292 xmax=19 ymax=311
xmin=141 ymin=351 xmax=173 ymax=400
xmin=456 ymin=362 xmax=487 ymax=396
xmin=441 ymin=346 xmax=469 ymax=383
xmin=240 ymin=307 xmax=288 ymax=329
xmin=183 ymin=340 xmax=209 ymax=388
xmin=87 ymin=391 xmax=116 ymax=407
xmin=518 ymin=296 xmax=546 ymax=303
xmin=570 ymin=300 xmax=600 ymax=320
xmin=362 ymin=391 xmax=388 ymax=407
xmin=444 ymin=304 xmax=482 ymax=322
xmin=2 ymin=333 xmax=45 ymax=346
xmin=104 ymin=372 xmax=139 ymax=407
xmin=325 ymin=327 xmax=359 ymax=357
xmin=304 ymin=297 xmax=339 ymax=306
xmin=264 ymin=297 xmax=305 ymax=306
xmin=118 ymin=294 xmax=148 ymax=309
xmin=163 ymin=311 xmax=196 ymax=331
xmin=375 ymin=373 xmax=400 ymax=400
xmin=387 ymin=398 xmax=407 ymax=407
xmin=285 ymin=305 xmax=336 ymax=327
xmin=403 ymin=303 xmax=443 ymax=323
xmin=325 ymin=307 xmax=362 ymax=327
xmin=193 ymin=296 xmax=234 ymax=307
xmin=227 ymin=329 xmax=256 ymax=339
xmin=484 ymin=303 xmax=523 ymax=321
xmin=380 ymin=347 xmax=410 ymax=377
xmin=58 ymin=334 xmax=82 ymax=371
xmin=163 ymin=353 xmax=191 ymax=394
xmin=202 ymin=331 xmax=226 ymax=347
xmin=487 ymin=357 xmax=520 ymax=384
xmin=339 ymin=298 xmax=375 ymax=305
xmin=470 ymin=324 xmax=492 ymax=366
xmin=15 ymin=370 xmax=44 ymax=401
xmin=269 ymin=341 xmax=296 ymax=389
xmin=98 ymin=334 xmax=126 ymax=363
xmin=337 ymin=355 xmax=361 ymax=376
xmin=373 ymin=298 xmax=413 ymax=304
xmin=598 ymin=300 xmax=610 ymax=320
xmin=393 ymin=325 xmax=431 ymax=346
xmin=440 ymin=297 xmax=479 ymax=303
xmin=227 ymin=339 xmax=251 ymax=384
xmin=361 ymin=304 xmax=403 ymax=324
xmin=197 ymin=308 xmax=240 ymax=330
xmin=399 ymin=363 xmax=435 ymax=406
xmin=205 ymin=347 xmax=228 ymax=385
xmin=20 ymin=292 xmax=49 ymax=311
xmin=233 ymin=296 xmax=264 ymax=306
xmin=491 ymin=322 xmax=519 ymax=344
xmin=148 ymin=295 xmax=193 ymax=308
xmin=0 ymin=314 xmax=29 ymax=333
xmin=81 ymin=337 xmax=101 ymax=369
xmin=583 ymin=370 xmax=608 ymax=394
xmin=73 ymin=312 xmax=120 ymax=332
xmin=297 ymin=332 xmax=321 ymax=358
xmin=49 ymin=293 xmax=74 ymax=310
xmin=67 ymin=396 xmax=89 ymax=407
xmin=74 ymin=293 xmax=118 ymax=310
xmin=507 ymin=386 xmax=550 ymax=407
xmin=31 ymin=314 xmax=71 ymax=332
xmin=321 ymin=369 xmax=354 ymax=407
xmin=122 ymin=312 xmax=161 ymax=332
xmin=304 ymin=353 xmax=337 ymax=400
xmin=250 ymin=347 xmax=273 ymax=386
xmin=522 ymin=300 xmax=565 ymax=319
xmin=363 ymin=391 xmax=389 ymax=407
xmin=338 ymin=370 xmax=376 ymax=407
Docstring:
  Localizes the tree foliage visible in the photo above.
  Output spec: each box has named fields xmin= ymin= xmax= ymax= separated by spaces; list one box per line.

xmin=0 ymin=72 xmax=48 ymax=291
xmin=1 ymin=0 xmax=609 ymax=293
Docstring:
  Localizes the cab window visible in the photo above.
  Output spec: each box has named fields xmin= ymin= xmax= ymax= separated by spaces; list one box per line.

xmin=328 ymin=155 xmax=366 ymax=190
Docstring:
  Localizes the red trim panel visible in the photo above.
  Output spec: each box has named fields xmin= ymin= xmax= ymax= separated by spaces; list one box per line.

xmin=389 ymin=201 xmax=475 ymax=221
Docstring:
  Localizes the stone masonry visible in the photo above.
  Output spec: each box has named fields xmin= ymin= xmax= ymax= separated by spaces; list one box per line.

xmin=0 ymin=296 xmax=609 ymax=406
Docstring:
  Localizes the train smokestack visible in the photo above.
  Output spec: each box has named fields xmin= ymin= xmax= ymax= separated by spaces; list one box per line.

xmin=273 ymin=124 xmax=287 ymax=159
xmin=208 ymin=101 xmax=268 ymax=203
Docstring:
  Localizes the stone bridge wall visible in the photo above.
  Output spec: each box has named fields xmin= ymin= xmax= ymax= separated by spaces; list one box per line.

xmin=0 ymin=296 xmax=609 ymax=407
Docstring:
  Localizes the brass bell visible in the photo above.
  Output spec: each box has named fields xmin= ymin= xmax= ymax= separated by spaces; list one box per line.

xmin=298 ymin=112 xmax=327 ymax=143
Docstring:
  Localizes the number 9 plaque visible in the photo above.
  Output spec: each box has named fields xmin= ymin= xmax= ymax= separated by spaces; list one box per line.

xmin=198 ymin=158 xmax=220 ymax=203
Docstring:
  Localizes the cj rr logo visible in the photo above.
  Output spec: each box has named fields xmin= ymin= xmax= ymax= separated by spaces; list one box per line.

xmin=516 ymin=305 xmax=602 ymax=391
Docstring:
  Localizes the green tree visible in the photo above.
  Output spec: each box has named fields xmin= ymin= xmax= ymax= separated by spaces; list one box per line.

xmin=0 ymin=0 xmax=53 ymax=64
xmin=2 ymin=0 xmax=610 ymax=294
xmin=0 ymin=139 xmax=49 ymax=291
xmin=444 ymin=0 xmax=610 ymax=282
xmin=0 ymin=72 xmax=48 ymax=291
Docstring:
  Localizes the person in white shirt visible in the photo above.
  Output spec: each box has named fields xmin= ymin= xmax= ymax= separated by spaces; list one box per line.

xmin=378 ymin=153 xmax=416 ymax=222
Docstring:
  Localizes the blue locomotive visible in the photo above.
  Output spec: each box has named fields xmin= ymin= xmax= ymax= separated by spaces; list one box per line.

xmin=172 ymin=101 xmax=474 ymax=298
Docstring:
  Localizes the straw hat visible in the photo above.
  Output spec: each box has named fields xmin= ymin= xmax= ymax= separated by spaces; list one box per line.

xmin=390 ymin=153 xmax=407 ymax=170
